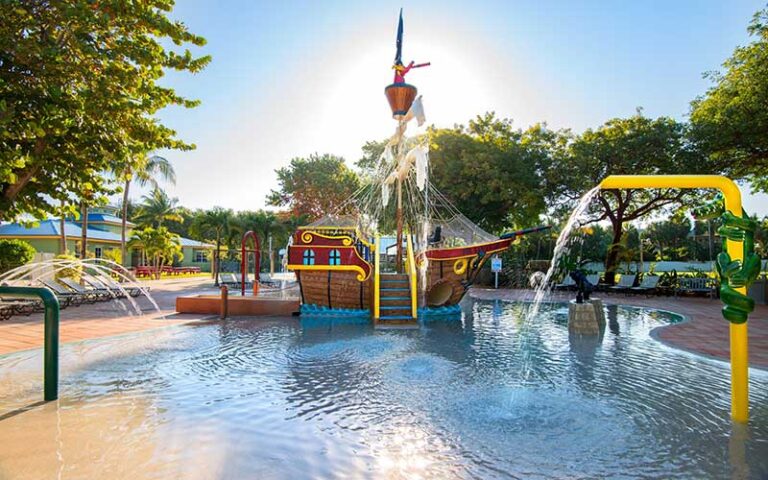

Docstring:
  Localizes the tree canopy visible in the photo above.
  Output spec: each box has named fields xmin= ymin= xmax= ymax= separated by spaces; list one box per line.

xmin=690 ymin=7 xmax=768 ymax=192
xmin=267 ymin=154 xmax=361 ymax=220
xmin=428 ymin=113 xmax=558 ymax=232
xmin=0 ymin=0 xmax=210 ymax=221
xmin=549 ymin=113 xmax=716 ymax=281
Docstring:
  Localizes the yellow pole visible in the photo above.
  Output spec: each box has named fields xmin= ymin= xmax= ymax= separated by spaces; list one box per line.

xmin=599 ymin=175 xmax=748 ymax=423
xmin=374 ymin=234 xmax=381 ymax=321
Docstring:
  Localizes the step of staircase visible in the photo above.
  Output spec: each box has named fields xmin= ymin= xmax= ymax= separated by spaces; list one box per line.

xmin=376 ymin=272 xmax=415 ymax=325
xmin=377 ymin=314 xmax=417 ymax=323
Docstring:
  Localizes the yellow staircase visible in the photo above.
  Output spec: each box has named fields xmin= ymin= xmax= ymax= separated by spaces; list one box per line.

xmin=373 ymin=234 xmax=418 ymax=325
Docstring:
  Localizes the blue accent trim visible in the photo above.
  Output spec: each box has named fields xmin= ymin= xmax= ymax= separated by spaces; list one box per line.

xmin=301 ymin=316 xmax=371 ymax=328
xmin=381 ymin=288 xmax=409 ymax=292
xmin=418 ymin=304 xmax=462 ymax=317
xmin=380 ymin=305 xmax=410 ymax=311
xmin=379 ymin=315 xmax=415 ymax=321
xmin=381 ymin=296 xmax=410 ymax=301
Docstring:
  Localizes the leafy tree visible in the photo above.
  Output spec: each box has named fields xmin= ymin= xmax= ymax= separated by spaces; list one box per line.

xmin=428 ymin=113 xmax=560 ymax=232
xmin=133 ymin=188 xmax=183 ymax=228
xmin=117 ymin=155 xmax=176 ymax=265
xmin=355 ymin=139 xmax=388 ymax=174
xmin=0 ymin=1 xmax=209 ymax=222
xmin=0 ymin=239 xmax=35 ymax=273
xmin=644 ymin=218 xmax=694 ymax=262
xmin=129 ymin=226 xmax=182 ymax=280
xmin=190 ymin=207 xmax=233 ymax=285
xmin=690 ymin=7 xmax=768 ymax=192
xmin=267 ymin=154 xmax=361 ymax=220
xmin=551 ymin=113 xmax=717 ymax=283
xmin=576 ymin=225 xmax=613 ymax=262
xmin=165 ymin=206 xmax=195 ymax=239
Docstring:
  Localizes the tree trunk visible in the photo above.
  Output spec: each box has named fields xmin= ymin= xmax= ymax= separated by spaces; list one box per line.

xmin=604 ymin=221 xmax=624 ymax=285
xmin=121 ymin=179 xmax=130 ymax=267
xmin=59 ymin=200 xmax=67 ymax=255
xmin=80 ymin=202 xmax=88 ymax=259
xmin=214 ymin=240 xmax=221 ymax=286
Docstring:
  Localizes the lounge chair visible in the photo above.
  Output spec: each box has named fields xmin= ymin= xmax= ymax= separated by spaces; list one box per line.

xmin=233 ymin=273 xmax=253 ymax=288
xmin=629 ymin=275 xmax=660 ymax=296
xmin=259 ymin=273 xmax=279 ymax=288
xmin=39 ymin=279 xmax=85 ymax=307
xmin=92 ymin=275 xmax=143 ymax=297
xmin=58 ymin=277 xmax=110 ymax=302
xmin=0 ymin=299 xmax=41 ymax=320
xmin=676 ymin=277 xmax=717 ymax=298
xmin=608 ymin=274 xmax=637 ymax=294
xmin=0 ymin=296 xmax=42 ymax=317
xmin=219 ymin=273 xmax=238 ymax=286
xmin=82 ymin=275 xmax=127 ymax=299
xmin=554 ymin=275 xmax=576 ymax=291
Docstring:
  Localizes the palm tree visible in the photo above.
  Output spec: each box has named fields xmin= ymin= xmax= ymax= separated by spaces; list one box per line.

xmin=190 ymin=208 xmax=232 ymax=286
xmin=129 ymin=226 xmax=182 ymax=279
xmin=134 ymin=188 xmax=183 ymax=228
xmin=58 ymin=199 xmax=68 ymax=255
xmin=118 ymin=155 xmax=176 ymax=266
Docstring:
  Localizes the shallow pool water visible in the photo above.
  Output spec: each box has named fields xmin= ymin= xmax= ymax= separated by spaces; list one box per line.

xmin=1 ymin=300 xmax=767 ymax=479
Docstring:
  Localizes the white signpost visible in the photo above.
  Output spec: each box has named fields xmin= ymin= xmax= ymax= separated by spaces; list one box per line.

xmin=491 ymin=256 xmax=502 ymax=289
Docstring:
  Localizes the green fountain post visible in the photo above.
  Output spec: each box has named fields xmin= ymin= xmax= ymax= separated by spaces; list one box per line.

xmin=0 ymin=286 xmax=60 ymax=401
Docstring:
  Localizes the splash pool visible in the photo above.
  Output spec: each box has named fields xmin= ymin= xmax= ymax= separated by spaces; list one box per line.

xmin=1 ymin=300 xmax=766 ymax=479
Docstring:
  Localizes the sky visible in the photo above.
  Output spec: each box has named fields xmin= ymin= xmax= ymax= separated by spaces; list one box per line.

xmin=146 ymin=0 xmax=767 ymax=216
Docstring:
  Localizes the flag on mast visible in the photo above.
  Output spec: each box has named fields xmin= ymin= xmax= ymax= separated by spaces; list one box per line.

xmin=394 ymin=8 xmax=403 ymax=65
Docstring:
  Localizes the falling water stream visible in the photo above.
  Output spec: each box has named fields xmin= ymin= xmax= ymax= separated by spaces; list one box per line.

xmin=527 ymin=185 xmax=602 ymax=320
xmin=0 ymin=258 xmax=161 ymax=316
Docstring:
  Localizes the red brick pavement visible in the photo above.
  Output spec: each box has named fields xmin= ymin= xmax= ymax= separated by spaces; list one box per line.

xmin=0 ymin=277 xmax=218 ymax=355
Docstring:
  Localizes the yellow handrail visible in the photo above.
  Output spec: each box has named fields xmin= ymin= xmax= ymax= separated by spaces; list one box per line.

xmin=600 ymin=174 xmax=748 ymax=423
xmin=405 ymin=233 xmax=418 ymax=319
xmin=373 ymin=234 xmax=380 ymax=320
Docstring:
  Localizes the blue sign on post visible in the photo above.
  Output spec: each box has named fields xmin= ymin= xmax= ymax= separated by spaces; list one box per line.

xmin=491 ymin=256 xmax=502 ymax=273
xmin=491 ymin=256 xmax=502 ymax=289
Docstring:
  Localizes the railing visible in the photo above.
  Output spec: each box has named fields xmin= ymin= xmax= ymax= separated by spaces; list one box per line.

xmin=373 ymin=234 xmax=381 ymax=320
xmin=405 ymin=233 xmax=418 ymax=319
xmin=0 ymin=286 xmax=59 ymax=401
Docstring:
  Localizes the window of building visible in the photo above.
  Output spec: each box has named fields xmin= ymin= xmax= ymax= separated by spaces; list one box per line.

xmin=94 ymin=247 xmax=102 ymax=258
xmin=329 ymin=249 xmax=341 ymax=265
xmin=302 ymin=249 xmax=315 ymax=265
xmin=194 ymin=250 xmax=207 ymax=263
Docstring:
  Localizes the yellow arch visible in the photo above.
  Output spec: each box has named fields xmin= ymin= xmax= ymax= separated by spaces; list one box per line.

xmin=600 ymin=175 xmax=747 ymax=423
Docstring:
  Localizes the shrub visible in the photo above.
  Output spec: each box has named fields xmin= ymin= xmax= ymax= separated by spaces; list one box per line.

xmin=0 ymin=239 xmax=36 ymax=273
xmin=54 ymin=254 xmax=81 ymax=281
xmin=102 ymin=249 xmax=122 ymax=265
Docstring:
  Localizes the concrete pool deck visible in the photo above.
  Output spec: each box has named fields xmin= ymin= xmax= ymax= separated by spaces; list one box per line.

xmin=470 ymin=288 xmax=768 ymax=370
xmin=1 ymin=279 xmax=766 ymax=370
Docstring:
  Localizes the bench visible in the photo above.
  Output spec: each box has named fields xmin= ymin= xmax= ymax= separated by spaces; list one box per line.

xmin=676 ymin=277 xmax=717 ymax=298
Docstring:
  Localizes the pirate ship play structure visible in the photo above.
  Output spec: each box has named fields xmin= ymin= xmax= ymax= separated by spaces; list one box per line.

xmin=286 ymin=11 xmax=548 ymax=324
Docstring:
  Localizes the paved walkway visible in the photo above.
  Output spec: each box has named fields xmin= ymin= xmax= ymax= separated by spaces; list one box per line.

xmin=0 ymin=277 xmax=218 ymax=355
xmin=470 ymin=288 xmax=768 ymax=370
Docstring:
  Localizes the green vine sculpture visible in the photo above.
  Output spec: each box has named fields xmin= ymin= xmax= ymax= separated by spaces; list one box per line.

xmin=693 ymin=195 xmax=761 ymax=324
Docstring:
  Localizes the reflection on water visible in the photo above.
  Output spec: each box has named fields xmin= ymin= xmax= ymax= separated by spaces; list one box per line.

xmin=0 ymin=300 xmax=767 ymax=479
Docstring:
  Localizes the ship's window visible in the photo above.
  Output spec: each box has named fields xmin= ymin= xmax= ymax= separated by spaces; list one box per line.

xmin=302 ymin=249 xmax=315 ymax=265
xmin=329 ymin=249 xmax=341 ymax=265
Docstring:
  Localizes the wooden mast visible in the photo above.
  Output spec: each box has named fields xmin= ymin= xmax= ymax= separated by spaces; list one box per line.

xmin=396 ymin=176 xmax=403 ymax=272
